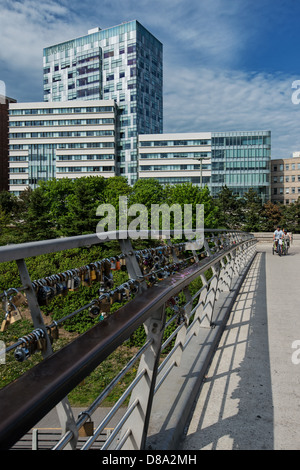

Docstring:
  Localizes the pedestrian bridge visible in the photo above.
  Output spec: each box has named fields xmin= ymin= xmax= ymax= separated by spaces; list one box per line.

xmin=182 ymin=240 xmax=300 ymax=450
xmin=0 ymin=230 xmax=299 ymax=450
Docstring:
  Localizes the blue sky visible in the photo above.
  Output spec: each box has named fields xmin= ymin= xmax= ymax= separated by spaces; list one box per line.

xmin=1 ymin=0 xmax=300 ymax=158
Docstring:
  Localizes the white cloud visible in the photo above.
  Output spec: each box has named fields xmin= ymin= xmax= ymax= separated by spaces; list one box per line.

xmin=163 ymin=65 xmax=300 ymax=158
xmin=1 ymin=0 xmax=299 ymax=158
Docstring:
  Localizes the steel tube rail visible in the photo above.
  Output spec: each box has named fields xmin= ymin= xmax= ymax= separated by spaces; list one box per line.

xmin=53 ymin=339 xmax=153 ymax=450
xmin=81 ymin=373 xmax=146 ymax=450
xmin=100 ymin=398 xmax=140 ymax=451
xmin=0 ymin=233 xmax=256 ymax=449
xmin=0 ymin=228 xmax=246 ymax=263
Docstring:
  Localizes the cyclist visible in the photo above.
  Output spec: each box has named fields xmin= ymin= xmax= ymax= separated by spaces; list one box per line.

xmin=283 ymin=229 xmax=291 ymax=251
xmin=273 ymin=226 xmax=283 ymax=253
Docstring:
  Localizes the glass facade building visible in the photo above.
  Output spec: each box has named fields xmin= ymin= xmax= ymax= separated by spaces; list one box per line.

xmin=210 ymin=131 xmax=271 ymax=202
xmin=138 ymin=130 xmax=271 ymax=202
xmin=43 ymin=20 xmax=163 ymax=185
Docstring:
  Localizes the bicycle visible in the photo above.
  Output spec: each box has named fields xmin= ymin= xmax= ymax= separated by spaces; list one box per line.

xmin=272 ymin=238 xmax=283 ymax=256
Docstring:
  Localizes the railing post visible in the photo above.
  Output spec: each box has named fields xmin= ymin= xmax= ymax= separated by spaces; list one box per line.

xmin=16 ymin=259 xmax=52 ymax=355
xmin=118 ymin=238 xmax=147 ymax=291
xmin=16 ymin=258 xmax=78 ymax=450
xmin=173 ymin=287 xmax=193 ymax=367
xmin=119 ymin=305 xmax=167 ymax=450
xmin=32 ymin=428 xmax=38 ymax=450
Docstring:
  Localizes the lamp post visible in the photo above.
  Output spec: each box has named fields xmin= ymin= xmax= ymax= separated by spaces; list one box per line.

xmin=193 ymin=155 xmax=210 ymax=189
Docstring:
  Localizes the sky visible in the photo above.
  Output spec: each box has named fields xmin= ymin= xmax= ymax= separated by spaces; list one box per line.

xmin=1 ymin=0 xmax=300 ymax=158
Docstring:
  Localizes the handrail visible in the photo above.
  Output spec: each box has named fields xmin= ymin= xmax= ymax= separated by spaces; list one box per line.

xmin=0 ymin=229 xmax=256 ymax=450
xmin=0 ymin=228 xmax=245 ymax=262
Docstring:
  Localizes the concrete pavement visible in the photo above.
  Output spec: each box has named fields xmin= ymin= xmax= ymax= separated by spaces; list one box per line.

xmin=182 ymin=241 xmax=300 ymax=450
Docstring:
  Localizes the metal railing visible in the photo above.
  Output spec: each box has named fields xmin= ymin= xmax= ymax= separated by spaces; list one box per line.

xmin=0 ymin=229 xmax=257 ymax=450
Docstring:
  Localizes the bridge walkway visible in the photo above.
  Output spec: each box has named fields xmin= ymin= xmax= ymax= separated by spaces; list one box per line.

xmin=181 ymin=242 xmax=300 ymax=450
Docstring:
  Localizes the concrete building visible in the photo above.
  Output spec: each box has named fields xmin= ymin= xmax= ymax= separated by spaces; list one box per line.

xmin=271 ymin=153 xmax=300 ymax=204
xmin=43 ymin=20 xmax=163 ymax=185
xmin=0 ymin=95 xmax=16 ymax=192
xmin=138 ymin=133 xmax=211 ymax=186
xmin=138 ymin=130 xmax=271 ymax=202
xmin=8 ymin=100 xmax=117 ymax=195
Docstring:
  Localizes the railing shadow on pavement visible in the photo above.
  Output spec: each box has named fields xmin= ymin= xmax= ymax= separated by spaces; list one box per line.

xmin=180 ymin=250 xmax=274 ymax=450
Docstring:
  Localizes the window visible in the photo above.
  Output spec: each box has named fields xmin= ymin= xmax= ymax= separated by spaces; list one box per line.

xmin=104 ymin=50 xmax=114 ymax=58
xmin=128 ymin=45 xmax=136 ymax=54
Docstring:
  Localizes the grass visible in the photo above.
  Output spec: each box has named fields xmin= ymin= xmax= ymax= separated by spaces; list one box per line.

xmin=0 ymin=314 xmax=140 ymax=407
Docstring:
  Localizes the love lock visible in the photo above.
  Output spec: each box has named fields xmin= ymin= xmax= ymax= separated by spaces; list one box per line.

xmin=89 ymin=302 xmax=101 ymax=318
xmin=78 ymin=412 xmax=94 ymax=437
xmin=14 ymin=346 xmax=30 ymax=362
xmin=14 ymin=336 xmax=31 ymax=362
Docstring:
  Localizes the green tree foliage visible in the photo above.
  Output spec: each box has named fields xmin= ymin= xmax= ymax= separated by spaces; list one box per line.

xmin=279 ymin=199 xmax=300 ymax=232
xmin=164 ymin=183 xmax=220 ymax=230
xmin=214 ymin=185 xmax=243 ymax=229
xmin=241 ymin=188 xmax=264 ymax=232
xmin=261 ymin=201 xmax=283 ymax=231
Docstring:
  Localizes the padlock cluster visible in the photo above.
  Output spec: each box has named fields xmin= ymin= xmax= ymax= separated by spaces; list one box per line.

xmin=30 ymin=244 xmax=187 ymax=307
xmin=31 ymin=256 xmax=127 ymax=306
xmin=135 ymin=244 xmax=185 ymax=273
xmin=135 ymin=243 xmax=187 ymax=283
xmin=1 ymin=242 xmax=197 ymax=362
xmin=1 ymin=290 xmax=23 ymax=332
xmin=166 ymin=296 xmax=186 ymax=326
xmin=88 ymin=278 xmax=140 ymax=319
xmin=13 ymin=324 xmax=59 ymax=362
xmin=14 ymin=328 xmax=47 ymax=362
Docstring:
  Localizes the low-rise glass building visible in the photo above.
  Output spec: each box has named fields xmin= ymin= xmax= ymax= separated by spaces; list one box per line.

xmin=211 ymin=131 xmax=271 ymax=202
xmin=138 ymin=130 xmax=271 ymax=202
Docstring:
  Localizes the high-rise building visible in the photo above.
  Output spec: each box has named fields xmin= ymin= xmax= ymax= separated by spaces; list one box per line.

xmin=43 ymin=20 xmax=163 ymax=185
xmin=138 ymin=130 xmax=271 ymax=202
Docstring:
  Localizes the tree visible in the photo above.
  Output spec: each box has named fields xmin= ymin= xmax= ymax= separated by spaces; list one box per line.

xmin=164 ymin=183 xmax=220 ymax=230
xmin=129 ymin=178 xmax=164 ymax=208
xmin=280 ymin=198 xmax=300 ymax=233
xmin=241 ymin=188 xmax=263 ymax=232
xmin=215 ymin=186 xmax=243 ymax=229
xmin=261 ymin=201 xmax=282 ymax=232
xmin=58 ymin=176 xmax=108 ymax=236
